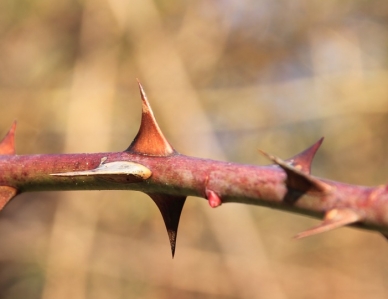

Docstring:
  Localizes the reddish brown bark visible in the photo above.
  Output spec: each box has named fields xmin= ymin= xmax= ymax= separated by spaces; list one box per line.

xmin=0 ymin=82 xmax=387 ymax=256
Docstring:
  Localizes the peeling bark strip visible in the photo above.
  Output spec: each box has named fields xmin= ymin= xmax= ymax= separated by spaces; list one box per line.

xmin=0 ymin=82 xmax=388 ymax=257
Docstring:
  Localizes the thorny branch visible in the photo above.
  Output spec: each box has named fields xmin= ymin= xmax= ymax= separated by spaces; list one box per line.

xmin=0 ymin=81 xmax=387 ymax=257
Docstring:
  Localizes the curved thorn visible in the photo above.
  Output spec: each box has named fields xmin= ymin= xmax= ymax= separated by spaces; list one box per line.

xmin=259 ymin=150 xmax=332 ymax=193
xmin=285 ymin=137 xmax=324 ymax=174
xmin=126 ymin=80 xmax=176 ymax=156
xmin=0 ymin=186 xmax=18 ymax=211
xmin=147 ymin=193 xmax=186 ymax=258
xmin=294 ymin=208 xmax=362 ymax=239
xmin=0 ymin=121 xmax=17 ymax=155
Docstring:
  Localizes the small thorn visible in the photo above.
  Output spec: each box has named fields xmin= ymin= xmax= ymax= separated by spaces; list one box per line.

xmin=126 ymin=80 xmax=176 ymax=156
xmin=204 ymin=176 xmax=222 ymax=208
xmin=0 ymin=121 xmax=17 ymax=155
xmin=147 ymin=193 xmax=186 ymax=258
xmin=259 ymin=150 xmax=331 ymax=193
xmin=294 ymin=208 xmax=361 ymax=239
xmin=0 ymin=186 xmax=18 ymax=211
xmin=285 ymin=137 xmax=324 ymax=174
xmin=206 ymin=189 xmax=222 ymax=208
xmin=50 ymin=161 xmax=152 ymax=183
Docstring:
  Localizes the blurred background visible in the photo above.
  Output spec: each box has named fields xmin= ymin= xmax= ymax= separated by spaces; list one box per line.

xmin=1 ymin=0 xmax=388 ymax=298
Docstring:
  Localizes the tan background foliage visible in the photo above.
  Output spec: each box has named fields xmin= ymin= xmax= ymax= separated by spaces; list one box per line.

xmin=0 ymin=1 xmax=388 ymax=298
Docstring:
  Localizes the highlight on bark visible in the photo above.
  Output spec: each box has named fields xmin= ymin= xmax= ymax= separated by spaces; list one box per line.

xmin=51 ymin=159 xmax=152 ymax=183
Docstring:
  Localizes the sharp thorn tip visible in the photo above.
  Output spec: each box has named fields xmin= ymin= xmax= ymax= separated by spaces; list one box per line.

xmin=147 ymin=194 xmax=186 ymax=258
xmin=285 ymin=137 xmax=324 ymax=174
xmin=126 ymin=82 xmax=176 ymax=156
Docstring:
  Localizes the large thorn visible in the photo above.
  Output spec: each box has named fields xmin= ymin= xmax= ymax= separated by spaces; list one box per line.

xmin=0 ymin=121 xmax=17 ymax=155
xmin=260 ymin=150 xmax=332 ymax=194
xmin=51 ymin=158 xmax=152 ymax=183
xmin=294 ymin=208 xmax=362 ymax=239
xmin=0 ymin=186 xmax=18 ymax=211
xmin=126 ymin=81 xmax=176 ymax=156
xmin=285 ymin=138 xmax=324 ymax=174
xmin=147 ymin=193 xmax=186 ymax=258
